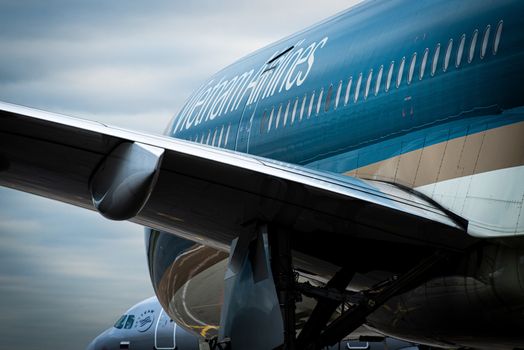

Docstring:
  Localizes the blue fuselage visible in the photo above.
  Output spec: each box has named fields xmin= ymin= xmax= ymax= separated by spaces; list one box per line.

xmin=171 ymin=0 xmax=524 ymax=175
xmin=149 ymin=1 xmax=524 ymax=348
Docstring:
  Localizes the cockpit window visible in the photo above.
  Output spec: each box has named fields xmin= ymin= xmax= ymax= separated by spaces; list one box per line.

xmin=114 ymin=315 xmax=126 ymax=329
xmin=124 ymin=315 xmax=135 ymax=329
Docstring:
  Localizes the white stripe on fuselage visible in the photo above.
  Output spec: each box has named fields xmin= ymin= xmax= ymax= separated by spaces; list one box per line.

xmin=416 ymin=165 xmax=524 ymax=237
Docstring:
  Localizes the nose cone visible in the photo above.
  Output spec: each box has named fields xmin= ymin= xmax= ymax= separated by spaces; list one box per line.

xmin=86 ymin=329 xmax=111 ymax=350
xmin=85 ymin=338 xmax=97 ymax=350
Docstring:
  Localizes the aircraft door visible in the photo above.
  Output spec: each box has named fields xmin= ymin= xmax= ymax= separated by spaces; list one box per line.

xmin=154 ymin=309 xmax=176 ymax=349
xmin=235 ymin=103 xmax=257 ymax=153
xmin=235 ymin=46 xmax=294 ymax=153
xmin=235 ymin=68 xmax=273 ymax=153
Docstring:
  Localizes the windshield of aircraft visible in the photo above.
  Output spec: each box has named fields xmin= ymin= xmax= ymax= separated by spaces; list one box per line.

xmin=124 ymin=315 xmax=135 ymax=329
xmin=114 ymin=314 xmax=135 ymax=329
xmin=114 ymin=315 xmax=126 ymax=329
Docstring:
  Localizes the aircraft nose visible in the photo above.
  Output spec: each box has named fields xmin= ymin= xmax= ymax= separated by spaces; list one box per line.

xmin=86 ymin=329 xmax=114 ymax=350
xmin=85 ymin=334 xmax=105 ymax=350
xmin=85 ymin=339 xmax=96 ymax=350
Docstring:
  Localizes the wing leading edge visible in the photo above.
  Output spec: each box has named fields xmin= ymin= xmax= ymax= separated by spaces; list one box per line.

xmin=0 ymin=101 xmax=476 ymax=254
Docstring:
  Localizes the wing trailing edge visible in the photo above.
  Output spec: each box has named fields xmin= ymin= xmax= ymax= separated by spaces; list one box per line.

xmin=0 ymin=101 xmax=477 ymax=253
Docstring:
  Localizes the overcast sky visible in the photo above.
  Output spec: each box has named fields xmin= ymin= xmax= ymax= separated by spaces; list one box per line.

xmin=0 ymin=1 xmax=358 ymax=349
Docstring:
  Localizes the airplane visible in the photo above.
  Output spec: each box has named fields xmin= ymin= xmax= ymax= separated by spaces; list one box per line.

xmin=87 ymin=296 xmax=422 ymax=350
xmin=1 ymin=0 xmax=524 ymax=349
xmin=86 ymin=296 xmax=200 ymax=350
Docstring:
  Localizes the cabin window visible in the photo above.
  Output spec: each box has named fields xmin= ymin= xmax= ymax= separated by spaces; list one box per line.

xmin=420 ymin=48 xmax=429 ymax=80
xmin=493 ymin=21 xmax=503 ymax=54
xmin=124 ymin=315 xmax=135 ymax=329
xmin=386 ymin=61 xmax=394 ymax=92
xmin=206 ymin=130 xmax=211 ymax=144
xmin=325 ymin=85 xmax=333 ymax=112
xmin=481 ymin=25 xmax=491 ymax=59
xmin=267 ymin=106 xmax=274 ymax=132
xmin=456 ymin=34 xmax=466 ymax=67
xmin=444 ymin=39 xmax=453 ymax=72
xmin=408 ymin=53 xmax=417 ymax=84
xmin=291 ymin=98 xmax=298 ymax=124
xmin=275 ymin=103 xmax=282 ymax=128
xmin=375 ymin=65 xmax=383 ymax=96
xmin=344 ymin=77 xmax=353 ymax=105
xmin=396 ymin=57 xmax=405 ymax=88
xmin=468 ymin=29 xmax=478 ymax=63
xmin=431 ymin=43 xmax=441 ymax=76
xmin=354 ymin=73 xmax=363 ymax=102
xmin=308 ymin=91 xmax=315 ymax=118
xmin=200 ymin=131 xmax=205 ymax=144
xmin=218 ymin=125 xmax=224 ymax=147
xmin=212 ymin=128 xmax=217 ymax=146
xmin=260 ymin=110 xmax=267 ymax=133
xmin=364 ymin=69 xmax=373 ymax=100
xmin=225 ymin=123 xmax=231 ymax=146
xmin=316 ymin=88 xmax=324 ymax=115
xmin=283 ymin=100 xmax=290 ymax=127
xmin=335 ymin=80 xmax=342 ymax=109
xmin=300 ymin=94 xmax=307 ymax=121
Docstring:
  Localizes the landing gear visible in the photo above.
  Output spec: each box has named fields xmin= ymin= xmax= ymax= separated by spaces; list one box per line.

xmin=219 ymin=223 xmax=448 ymax=350
xmin=314 ymin=251 xmax=446 ymax=348
xmin=207 ymin=336 xmax=231 ymax=350
xmin=269 ymin=227 xmax=298 ymax=350
xmin=268 ymin=227 xmax=448 ymax=350
xmin=295 ymin=266 xmax=355 ymax=350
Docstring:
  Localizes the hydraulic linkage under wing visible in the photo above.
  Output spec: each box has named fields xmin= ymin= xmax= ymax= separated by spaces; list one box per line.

xmin=216 ymin=223 xmax=452 ymax=350
xmin=297 ymin=251 xmax=447 ymax=349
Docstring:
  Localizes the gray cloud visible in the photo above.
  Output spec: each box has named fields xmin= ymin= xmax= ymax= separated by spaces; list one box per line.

xmin=0 ymin=1 xmax=359 ymax=349
xmin=0 ymin=0 xmax=354 ymax=131
xmin=0 ymin=188 xmax=153 ymax=350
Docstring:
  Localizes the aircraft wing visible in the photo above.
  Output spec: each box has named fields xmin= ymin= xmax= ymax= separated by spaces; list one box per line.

xmin=0 ymin=101 xmax=476 ymax=253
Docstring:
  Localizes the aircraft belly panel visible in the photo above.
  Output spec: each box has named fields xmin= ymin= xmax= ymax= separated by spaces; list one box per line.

xmin=149 ymin=229 xmax=524 ymax=347
xmin=366 ymin=240 xmax=524 ymax=348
